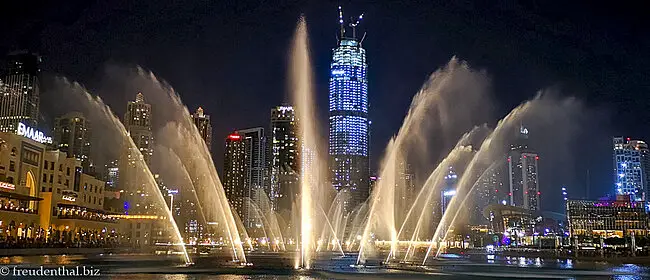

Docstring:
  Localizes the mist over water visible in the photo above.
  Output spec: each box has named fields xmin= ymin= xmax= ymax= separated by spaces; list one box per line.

xmin=43 ymin=78 xmax=191 ymax=264
xmin=36 ymin=14 xmax=607 ymax=270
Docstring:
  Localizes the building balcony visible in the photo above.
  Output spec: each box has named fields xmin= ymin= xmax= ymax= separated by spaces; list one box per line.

xmin=0 ymin=204 xmax=37 ymax=215
xmin=57 ymin=214 xmax=118 ymax=224
xmin=56 ymin=203 xmax=118 ymax=224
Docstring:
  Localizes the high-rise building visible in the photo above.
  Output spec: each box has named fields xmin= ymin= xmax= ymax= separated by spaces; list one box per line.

xmin=193 ymin=107 xmax=212 ymax=153
xmin=329 ymin=9 xmax=370 ymax=210
xmin=441 ymin=166 xmax=458 ymax=215
xmin=104 ymin=159 xmax=119 ymax=191
xmin=119 ymin=92 xmax=154 ymax=215
xmin=395 ymin=162 xmax=415 ymax=223
xmin=473 ymin=162 xmax=508 ymax=223
xmin=124 ymin=92 xmax=153 ymax=165
xmin=270 ymin=106 xmax=299 ymax=214
xmin=223 ymin=132 xmax=246 ymax=220
xmin=613 ymin=137 xmax=649 ymax=201
xmin=0 ymin=52 xmax=41 ymax=133
xmin=238 ymin=127 xmax=267 ymax=228
xmin=508 ymin=125 xmax=540 ymax=211
xmin=369 ymin=176 xmax=378 ymax=195
xmin=54 ymin=112 xmax=92 ymax=170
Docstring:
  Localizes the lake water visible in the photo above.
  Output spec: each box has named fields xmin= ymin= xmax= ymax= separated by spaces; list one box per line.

xmin=0 ymin=252 xmax=648 ymax=279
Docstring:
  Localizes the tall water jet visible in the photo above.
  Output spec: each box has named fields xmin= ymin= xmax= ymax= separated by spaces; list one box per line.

xmin=426 ymin=94 xmax=583 ymax=263
xmin=425 ymin=105 xmax=531 ymax=263
xmin=358 ymin=58 xmax=491 ymax=264
xmin=99 ymin=66 xmax=248 ymax=262
xmin=52 ymin=78 xmax=191 ymax=264
xmin=290 ymin=16 xmax=323 ymax=269
xmin=391 ymin=126 xmax=490 ymax=263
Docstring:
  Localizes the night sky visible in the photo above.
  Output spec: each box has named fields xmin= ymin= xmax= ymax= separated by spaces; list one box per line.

xmin=1 ymin=1 xmax=649 ymax=213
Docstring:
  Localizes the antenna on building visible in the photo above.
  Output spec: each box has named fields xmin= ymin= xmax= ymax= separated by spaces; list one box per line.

xmin=349 ymin=13 xmax=364 ymax=39
xmin=338 ymin=6 xmax=345 ymax=38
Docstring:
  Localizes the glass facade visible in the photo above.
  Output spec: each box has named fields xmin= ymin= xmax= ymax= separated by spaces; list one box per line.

xmin=192 ymin=107 xmax=212 ymax=154
xmin=239 ymin=127 xmax=266 ymax=228
xmin=270 ymin=106 xmax=299 ymax=214
xmin=567 ymin=195 xmax=648 ymax=237
xmin=329 ymin=37 xmax=369 ymax=209
xmin=613 ymin=137 xmax=648 ymax=201
xmin=223 ymin=133 xmax=245 ymax=220
xmin=0 ymin=52 xmax=41 ymax=133
xmin=508 ymin=126 xmax=540 ymax=212
xmin=54 ymin=112 xmax=92 ymax=171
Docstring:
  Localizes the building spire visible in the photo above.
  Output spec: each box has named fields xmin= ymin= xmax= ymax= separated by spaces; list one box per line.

xmin=338 ymin=6 xmax=345 ymax=38
xmin=338 ymin=6 xmax=365 ymax=39
xmin=135 ymin=92 xmax=144 ymax=103
xmin=349 ymin=13 xmax=364 ymax=39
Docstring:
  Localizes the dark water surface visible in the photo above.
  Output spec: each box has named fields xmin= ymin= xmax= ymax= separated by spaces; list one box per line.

xmin=0 ymin=252 xmax=648 ymax=279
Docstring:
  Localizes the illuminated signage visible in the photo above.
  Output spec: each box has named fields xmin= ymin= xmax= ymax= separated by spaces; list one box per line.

xmin=520 ymin=126 xmax=529 ymax=135
xmin=0 ymin=182 xmax=16 ymax=190
xmin=17 ymin=123 xmax=53 ymax=144
xmin=228 ymin=134 xmax=241 ymax=140
xmin=61 ymin=191 xmax=77 ymax=202
xmin=443 ymin=190 xmax=456 ymax=197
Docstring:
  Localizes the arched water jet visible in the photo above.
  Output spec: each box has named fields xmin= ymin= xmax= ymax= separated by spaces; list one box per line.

xmin=112 ymin=67 xmax=250 ymax=262
xmin=390 ymin=125 xmax=490 ymax=262
xmin=250 ymin=189 xmax=287 ymax=251
xmin=345 ymin=202 xmax=369 ymax=251
xmin=315 ymin=206 xmax=345 ymax=255
xmin=156 ymin=145 xmax=209 ymax=224
xmin=156 ymin=120 xmax=247 ymax=262
xmin=424 ymin=95 xmax=573 ymax=264
xmin=358 ymin=58 xmax=490 ymax=265
xmin=432 ymin=161 xmax=501 ymax=258
xmin=318 ymin=190 xmax=350 ymax=253
xmin=57 ymin=79 xmax=191 ymax=264
xmin=243 ymin=198 xmax=275 ymax=250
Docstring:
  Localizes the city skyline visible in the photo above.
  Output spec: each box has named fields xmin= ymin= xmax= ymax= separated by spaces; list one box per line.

xmin=328 ymin=8 xmax=370 ymax=210
xmin=0 ymin=2 xmax=644 ymax=215
xmin=0 ymin=2 xmax=649 ymax=275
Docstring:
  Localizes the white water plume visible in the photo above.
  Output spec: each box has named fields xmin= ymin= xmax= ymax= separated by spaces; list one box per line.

xmin=48 ymin=78 xmax=191 ymax=264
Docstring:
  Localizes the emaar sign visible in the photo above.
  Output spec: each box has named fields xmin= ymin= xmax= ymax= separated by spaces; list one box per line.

xmin=17 ymin=123 xmax=53 ymax=144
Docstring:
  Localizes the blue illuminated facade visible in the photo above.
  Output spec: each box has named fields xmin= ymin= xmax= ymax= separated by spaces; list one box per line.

xmin=613 ymin=137 xmax=649 ymax=201
xmin=329 ymin=35 xmax=370 ymax=209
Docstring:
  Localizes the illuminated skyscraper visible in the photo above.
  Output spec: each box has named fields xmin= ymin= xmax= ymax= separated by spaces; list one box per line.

xmin=103 ymin=159 xmax=119 ymax=191
xmin=508 ymin=126 xmax=540 ymax=211
xmin=239 ymin=127 xmax=267 ymax=228
xmin=441 ymin=167 xmax=458 ymax=215
xmin=0 ymin=52 xmax=41 ymax=132
xmin=473 ymin=162 xmax=508 ymax=223
xmin=395 ymin=162 xmax=415 ymax=223
xmin=120 ymin=92 xmax=154 ymax=215
xmin=329 ymin=7 xmax=369 ymax=209
xmin=124 ymin=92 xmax=153 ymax=165
xmin=192 ymin=107 xmax=212 ymax=153
xmin=223 ymin=132 xmax=245 ymax=220
xmin=270 ymin=106 xmax=299 ymax=214
xmin=54 ymin=112 xmax=92 ymax=171
xmin=613 ymin=137 xmax=649 ymax=201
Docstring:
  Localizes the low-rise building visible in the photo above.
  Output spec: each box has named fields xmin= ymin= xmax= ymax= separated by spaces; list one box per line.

xmin=566 ymin=195 xmax=648 ymax=238
xmin=0 ymin=130 xmax=118 ymax=247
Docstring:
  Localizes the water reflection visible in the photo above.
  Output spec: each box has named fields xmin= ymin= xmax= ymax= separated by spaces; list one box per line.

xmin=0 ymin=253 xmax=647 ymax=279
xmin=107 ymin=275 xmax=316 ymax=280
